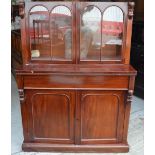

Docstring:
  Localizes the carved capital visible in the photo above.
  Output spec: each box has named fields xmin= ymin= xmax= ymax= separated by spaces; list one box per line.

xmin=128 ymin=2 xmax=135 ymax=19
xmin=127 ymin=90 xmax=133 ymax=102
xmin=18 ymin=89 xmax=25 ymax=102
xmin=19 ymin=0 xmax=25 ymax=19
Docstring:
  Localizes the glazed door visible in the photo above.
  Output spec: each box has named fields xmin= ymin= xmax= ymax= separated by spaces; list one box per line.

xmin=24 ymin=1 xmax=75 ymax=63
xmin=22 ymin=90 xmax=75 ymax=144
xmin=77 ymin=2 xmax=127 ymax=63
xmin=77 ymin=90 xmax=126 ymax=144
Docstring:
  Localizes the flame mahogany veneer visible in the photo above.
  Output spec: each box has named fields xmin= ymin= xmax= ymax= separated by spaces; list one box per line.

xmin=14 ymin=1 xmax=136 ymax=153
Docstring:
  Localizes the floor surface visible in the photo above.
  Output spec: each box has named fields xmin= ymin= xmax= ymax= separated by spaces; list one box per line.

xmin=11 ymin=75 xmax=144 ymax=155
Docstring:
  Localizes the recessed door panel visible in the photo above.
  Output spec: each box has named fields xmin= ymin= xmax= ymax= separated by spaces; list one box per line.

xmin=24 ymin=90 xmax=75 ymax=144
xmin=80 ymin=90 xmax=125 ymax=144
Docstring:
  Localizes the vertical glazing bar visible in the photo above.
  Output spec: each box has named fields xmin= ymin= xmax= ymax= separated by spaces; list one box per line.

xmin=37 ymin=22 xmax=39 ymax=44
xmin=41 ymin=21 xmax=43 ymax=44
xmin=33 ymin=20 xmax=36 ymax=48
xmin=72 ymin=1 xmax=76 ymax=63
xmin=100 ymin=13 xmax=103 ymax=62
xmin=49 ymin=13 xmax=52 ymax=60
xmin=76 ymin=2 xmax=80 ymax=64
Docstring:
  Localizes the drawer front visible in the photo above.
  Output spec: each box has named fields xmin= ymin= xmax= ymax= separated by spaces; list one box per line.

xmin=24 ymin=75 xmax=129 ymax=90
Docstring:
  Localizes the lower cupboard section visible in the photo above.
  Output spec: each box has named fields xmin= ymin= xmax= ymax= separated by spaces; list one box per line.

xmin=22 ymin=89 xmax=127 ymax=146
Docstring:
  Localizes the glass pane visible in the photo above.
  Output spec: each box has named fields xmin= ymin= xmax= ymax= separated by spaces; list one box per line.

xmin=80 ymin=6 xmax=101 ymax=61
xmin=29 ymin=6 xmax=50 ymax=60
xmin=50 ymin=6 xmax=72 ymax=61
xmin=102 ymin=6 xmax=123 ymax=61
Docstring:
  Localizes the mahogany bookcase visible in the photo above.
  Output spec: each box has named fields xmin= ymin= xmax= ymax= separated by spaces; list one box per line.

xmin=14 ymin=0 xmax=137 ymax=152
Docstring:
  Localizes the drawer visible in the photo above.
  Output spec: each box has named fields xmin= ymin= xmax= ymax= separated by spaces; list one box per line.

xmin=24 ymin=75 xmax=129 ymax=90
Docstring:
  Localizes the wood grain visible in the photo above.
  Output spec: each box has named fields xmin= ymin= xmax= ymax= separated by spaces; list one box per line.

xmin=14 ymin=1 xmax=136 ymax=153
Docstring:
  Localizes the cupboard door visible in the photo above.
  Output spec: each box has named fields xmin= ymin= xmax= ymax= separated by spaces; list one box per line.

xmin=27 ymin=2 xmax=74 ymax=63
xmin=23 ymin=90 xmax=75 ymax=144
xmin=78 ymin=90 xmax=126 ymax=144
xmin=78 ymin=2 xmax=127 ymax=63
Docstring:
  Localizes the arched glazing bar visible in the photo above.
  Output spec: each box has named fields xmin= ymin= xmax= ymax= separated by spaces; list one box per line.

xmin=80 ymin=5 xmax=102 ymax=61
xmin=29 ymin=5 xmax=50 ymax=60
xmin=50 ymin=5 xmax=72 ymax=61
xmin=101 ymin=6 xmax=124 ymax=61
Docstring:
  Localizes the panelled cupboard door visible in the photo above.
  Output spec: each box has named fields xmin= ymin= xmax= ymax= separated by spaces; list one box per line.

xmin=22 ymin=89 xmax=75 ymax=144
xmin=79 ymin=90 xmax=126 ymax=144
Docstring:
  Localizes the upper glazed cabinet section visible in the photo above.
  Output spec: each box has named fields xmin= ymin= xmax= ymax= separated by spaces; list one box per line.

xmin=19 ymin=1 xmax=134 ymax=64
